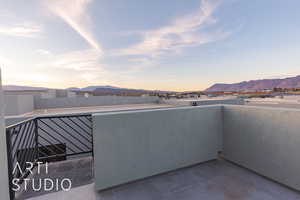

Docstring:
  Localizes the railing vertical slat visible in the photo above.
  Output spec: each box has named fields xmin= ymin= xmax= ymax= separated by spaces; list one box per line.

xmin=34 ymin=119 xmax=39 ymax=162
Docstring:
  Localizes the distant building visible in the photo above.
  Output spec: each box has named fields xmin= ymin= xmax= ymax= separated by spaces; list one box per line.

xmin=50 ymin=89 xmax=76 ymax=98
xmin=72 ymin=90 xmax=94 ymax=98
xmin=4 ymin=90 xmax=49 ymax=101
xmin=5 ymin=89 xmax=77 ymax=99
xmin=4 ymin=89 xmax=47 ymax=97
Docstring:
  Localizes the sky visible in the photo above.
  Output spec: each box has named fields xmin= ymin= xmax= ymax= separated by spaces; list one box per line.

xmin=0 ymin=0 xmax=300 ymax=91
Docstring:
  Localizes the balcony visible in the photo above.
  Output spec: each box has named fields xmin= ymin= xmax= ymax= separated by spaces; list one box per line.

xmin=6 ymin=105 xmax=300 ymax=200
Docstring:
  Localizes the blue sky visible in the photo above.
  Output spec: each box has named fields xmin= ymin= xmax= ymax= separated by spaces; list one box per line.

xmin=0 ymin=0 xmax=300 ymax=91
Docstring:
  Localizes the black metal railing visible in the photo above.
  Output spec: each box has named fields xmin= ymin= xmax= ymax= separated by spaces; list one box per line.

xmin=6 ymin=114 xmax=93 ymax=200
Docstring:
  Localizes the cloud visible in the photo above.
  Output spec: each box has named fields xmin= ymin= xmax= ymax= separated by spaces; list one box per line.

xmin=117 ymin=0 xmax=226 ymax=57
xmin=44 ymin=0 xmax=102 ymax=52
xmin=0 ymin=56 xmax=12 ymax=66
xmin=2 ymin=49 xmax=110 ymax=87
xmin=39 ymin=49 xmax=103 ymax=71
xmin=34 ymin=48 xmax=151 ymax=87
xmin=0 ymin=55 xmax=58 ymax=86
xmin=0 ymin=10 xmax=42 ymax=38
xmin=0 ymin=49 xmax=107 ymax=87
xmin=0 ymin=22 xmax=42 ymax=38
xmin=36 ymin=49 xmax=53 ymax=56
xmin=0 ymin=10 xmax=13 ymax=18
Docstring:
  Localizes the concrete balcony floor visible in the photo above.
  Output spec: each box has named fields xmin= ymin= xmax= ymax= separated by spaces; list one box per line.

xmin=20 ymin=157 xmax=300 ymax=200
xmin=17 ymin=157 xmax=94 ymax=200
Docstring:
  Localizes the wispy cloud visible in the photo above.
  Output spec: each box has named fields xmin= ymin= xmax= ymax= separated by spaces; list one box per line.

xmin=0 ymin=10 xmax=13 ymax=18
xmin=36 ymin=49 xmax=53 ymax=56
xmin=0 ymin=55 xmax=13 ymax=66
xmin=0 ymin=55 xmax=57 ymax=86
xmin=117 ymin=0 xmax=226 ymax=57
xmin=0 ymin=22 xmax=42 ymax=38
xmin=44 ymin=0 xmax=102 ymax=52
xmin=2 ymin=49 xmax=110 ymax=86
xmin=34 ymin=47 xmax=151 ymax=87
xmin=38 ymin=49 xmax=103 ymax=71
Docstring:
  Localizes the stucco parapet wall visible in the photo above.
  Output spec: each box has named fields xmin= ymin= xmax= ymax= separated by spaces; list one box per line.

xmin=222 ymin=104 xmax=300 ymax=191
xmin=92 ymin=104 xmax=300 ymax=192
xmin=224 ymin=104 xmax=300 ymax=112
xmin=93 ymin=105 xmax=223 ymax=191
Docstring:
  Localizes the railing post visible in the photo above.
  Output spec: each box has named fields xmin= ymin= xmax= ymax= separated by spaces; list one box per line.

xmin=90 ymin=116 xmax=94 ymax=158
xmin=34 ymin=118 xmax=39 ymax=162
xmin=6 ymin=129 xmax=15 ymax=200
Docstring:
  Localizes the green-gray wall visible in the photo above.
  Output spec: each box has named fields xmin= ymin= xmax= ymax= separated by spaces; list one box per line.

xmin=93 ymin=104 xmax=300 ymax=192
xmin=223 ymin=105 xmax=300 ymax=191
xmin=93 ymin=106 xmax=223 ymax=190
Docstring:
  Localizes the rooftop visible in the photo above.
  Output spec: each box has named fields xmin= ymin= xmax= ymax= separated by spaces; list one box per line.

xmin=245 ymin=97 xmax=300 ymax=109
xmin=5 ymin=103 xmax=173 ymax=119
xmin=178 ymin=96 xmax=238 ymax=102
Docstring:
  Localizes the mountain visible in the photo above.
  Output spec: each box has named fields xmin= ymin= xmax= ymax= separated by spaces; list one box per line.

xmin=3 ymin=85 xmax=48 ymax=91
xmin=206 ymin=75 xmax=300 ymax=92
xmin=68 ymin=85 xmax=122 ymax=92
xmin=82 ymin=85 xmax=120 ymax=91
xmin=69 ymin=86 xmax=172 ymax=95
xmin=3 ymin=84 xmax=172 ymax=95
xmin=93 ymin=88 xmax=147 ymax=96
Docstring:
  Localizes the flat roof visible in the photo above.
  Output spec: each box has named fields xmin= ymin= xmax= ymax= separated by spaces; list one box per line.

xmin=5 ymin=103 xmax=175 ymax=119
xmin=178 ymin=97 xmax=237 ymax=102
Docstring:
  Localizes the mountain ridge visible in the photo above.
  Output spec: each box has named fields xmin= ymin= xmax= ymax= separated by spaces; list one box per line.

xmin=3 ymin=85 xmax=173 ymax=94
xmin=3 ymin=85 xmax=48 ymax=91
xmin=206 ymin=75 xmax=300 ymax=92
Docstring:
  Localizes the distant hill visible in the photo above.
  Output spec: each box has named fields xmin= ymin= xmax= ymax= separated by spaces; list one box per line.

xmin=70 ymin=85 xmax=120 ymax=92
xmin=94 ymin=88 xmax=149 ymax=96
xmin=3 ymin=85 xmax=48 ymax=91
xmin=68 ymin=86 xmax=172 ymax=95
xmin=206 ymin=75 xmax=300 ymax=92
xmin=3 ymin=84 xmax=172 ymax=95
xmin=80 ymin=85 xmax=121 ymax=91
